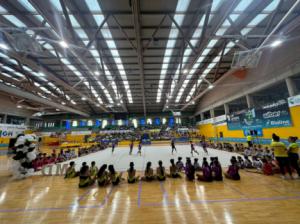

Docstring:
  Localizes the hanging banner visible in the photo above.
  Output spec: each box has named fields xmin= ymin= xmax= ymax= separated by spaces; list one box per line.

xmin=257 ymin=100 xmax=292 ymax=128
xmin=227 ymin=99 xmax=292 ymax=130
xmin=288 ymin=94 xmax=300 ymax=108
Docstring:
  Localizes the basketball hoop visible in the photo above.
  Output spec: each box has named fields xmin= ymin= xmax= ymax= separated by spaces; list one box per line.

xmin=231 ymin=49 xmax=262 ymax=69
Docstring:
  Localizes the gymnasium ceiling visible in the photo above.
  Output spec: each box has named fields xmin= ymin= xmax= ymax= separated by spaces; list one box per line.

xmin=0 ymin=0 xmax=298 ymax=116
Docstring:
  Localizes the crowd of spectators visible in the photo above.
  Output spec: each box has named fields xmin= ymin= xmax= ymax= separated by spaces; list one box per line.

xmin=32 ymin=143 xmax=107 ymax=171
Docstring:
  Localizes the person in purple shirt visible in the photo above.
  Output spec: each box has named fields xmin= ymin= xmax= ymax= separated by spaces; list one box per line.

xmin=225 ymin=158 xmax=240 ymax=180
xmin=185 ymin=158 xmax=195 ymax=181
xmin=211 ymin=157 xmax=223 ymax=181
xmin=197 ymin=160 xmax=213 ymax=182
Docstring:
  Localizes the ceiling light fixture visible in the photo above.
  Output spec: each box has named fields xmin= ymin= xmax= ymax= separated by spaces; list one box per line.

xmin=81 ymin=97 xmax=86 ymax=101
xmin=271 ymin=39 xmax=282 ymax=48
xmin=208 ymin=84 xmax=214 ymax=89
xmin=38 ymin=72 xmax=45 ymax=77
xmin=59 ymin=40 xmax=68 ymax=48
xmin=94 ymin=71 xmax=100 ymax=76
xmin=0 ymin=43 xmax=9 ymax=50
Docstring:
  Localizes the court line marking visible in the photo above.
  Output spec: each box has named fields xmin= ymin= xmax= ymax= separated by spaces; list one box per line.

xmin=1 ymin=193 xmax=300 ymax=213
xmin=137 ymin=180 xmax=142 ymax=208
xmin=141 ymin=195 xmax=300 ymax=207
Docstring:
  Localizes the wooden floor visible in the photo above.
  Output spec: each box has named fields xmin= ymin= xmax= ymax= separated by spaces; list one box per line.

xmin=1 ymin=161 xmax=300 ymax=224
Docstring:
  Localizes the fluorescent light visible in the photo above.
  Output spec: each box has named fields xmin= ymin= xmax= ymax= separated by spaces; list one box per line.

xmin=183 ymin=69 xmax=188 ymax=74
xmin=59 ymin=40 xmax=68 ymax=48
xmin=61 ymin=101 xmax=66 ymax=105
xmin=0 ymin=43 xmax=9 ymax=50
xmin=94 ymin=71 xmax=100 ymax=76
xmin=17 ymin=105 xmax=22 ymax=108
xmin=38 ymin=72 xmax=45 ymax=77
xmin=81 ymin=97 xmax=86 ymax=101
xmin=208 ymin=84 xmax=214 ymax=89
xmin=56 ymin=109 xmax=60 ymax=111
xmin=96 ymin=104 xmax=100 ymax=107
xmin=271 ymin=40 xmax=282 ymax=48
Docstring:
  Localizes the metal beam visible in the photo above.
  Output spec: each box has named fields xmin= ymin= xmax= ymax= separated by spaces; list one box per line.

xmin=29 ymin=0 xmax=114 ymax=110
xmin=132 ymin=0 xmax=146 ymax=116
xmin=143 ymin=14 xmax=167 ymax=52
xmin=111 ymin=15 xmax=137 ymax=52
xmin=86 ymin=14 xmax=110 ymax=49
xmin=213 ymin=41 xmax=226 ymax=82
xmin=3 ymin=49 xmax=108 ymax=112
xmin=165 ymin=0 xmax=237 ymax=109
xmin=0 ymin=82 xmax=90 ymax=117
xmin=167 ymin=14 xmax=198 ymax=55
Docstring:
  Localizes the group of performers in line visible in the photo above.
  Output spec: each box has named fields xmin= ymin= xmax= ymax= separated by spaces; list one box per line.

xmin=117 ymin=138 xmax=209 ymax=157
xmin=64 ymin=155 xmax=241 ymax=188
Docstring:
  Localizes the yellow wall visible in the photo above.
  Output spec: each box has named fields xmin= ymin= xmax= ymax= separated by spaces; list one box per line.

xmin=198 ymin=106 xmax=300 ymax=140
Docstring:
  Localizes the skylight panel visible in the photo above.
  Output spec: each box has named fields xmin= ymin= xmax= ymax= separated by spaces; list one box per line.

xmin=69 ymin=15 xmax=81 ymax=27
xmin=215 ymin=27 xmax=227 ymax=36
xmin=156 ymin=0 xmax=191 ymax=103
xmin=51 ymin=0 xmax=63 ymax=12
xmin=3 ymin=15 xmax=27 ymax=27
xmin=248 ymin=14 xmax=268 ymax=26
xmin=263 ymin=0 xmax=280 ymax=12
xmin=106 ymin=40 xmax=117 ymax=49
xmin=211 ymin=0 xmax=223 ymax=12
xmin=207 ymin=39 xmax=218 ymax=48
xmin=233 ymin=0 xmax=253 ymax=12
xmin=18 ymin=0 xmax=36 ymax=12
xmin=0 ymin=6 xmax=7 ymax=13
xmin=93 ymin=15 xmax=105 ymax=26
xmin=34 ymin=15 xmax=44 ymax=23
xmin=202 ymin=49 xmax=211 ymax=55
xmin=74 ymin=28 xmax=88 ymax=39
xmin=241 ymin=27 xmax=252 ymax=35
xmin=84 ymin=0 xmax=133 ymax=104
xmin=229 ymin=14 xmax=239 ymax=22
xmin=85 ymin=0 xmax=101 ymax=12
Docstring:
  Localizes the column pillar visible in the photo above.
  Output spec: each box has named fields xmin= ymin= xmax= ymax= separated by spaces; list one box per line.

xmin=25 ymin=117 xmax=30 ymax=126
xmin=246 ymin=94 xmax=254 ymax=109
xmin=285 ymin=77 xmax=297 ymax=97
xmin=224 ymin=103 xmax=230 ymax=115
xmin=210 ymin=109 xmax=215 ymax=118
xmin=3 ymin=114 xmax=7 ymax=123
xmin=200 ymin=113 xmax=204 ymax=121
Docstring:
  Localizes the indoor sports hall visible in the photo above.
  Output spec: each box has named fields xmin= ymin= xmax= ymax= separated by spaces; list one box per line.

xmin=0 ymin=0 xmax=300 ymax=223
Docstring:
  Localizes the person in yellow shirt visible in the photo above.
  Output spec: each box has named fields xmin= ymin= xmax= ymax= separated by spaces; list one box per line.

xmin=288 ymin=136 xmax=300 ymax=177
xmin=271 ymin=134 xmax=292 ymax=179
xmin=247 ymin=133 xmax=253 ymax=147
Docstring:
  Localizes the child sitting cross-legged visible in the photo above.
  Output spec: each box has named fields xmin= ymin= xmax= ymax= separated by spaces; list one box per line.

xmin=127 ymin=162 xmax=140 ymax=183
xmin=168 ymin=159 xmax=181 ymax=178
xmin=224 ymin=157 xmax=240 ymax=180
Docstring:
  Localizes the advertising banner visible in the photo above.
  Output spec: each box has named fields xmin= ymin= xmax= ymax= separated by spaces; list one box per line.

xmin=257 ymin=100 xmax=292 ymax=128
xmin=288 ymin=94 xmax=300 ymax=108
xmin=0 ymin=124 xmax=27 ymax=137
xmin=227 ymin=99 xmax=292 ymax=130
